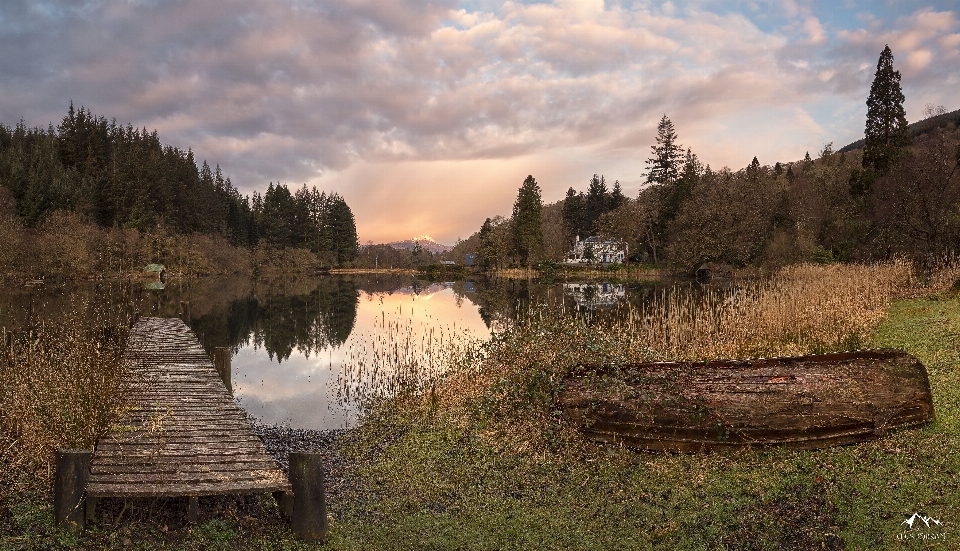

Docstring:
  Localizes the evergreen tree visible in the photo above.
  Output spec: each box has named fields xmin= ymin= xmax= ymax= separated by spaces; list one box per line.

xmin=326 ymin=194 xmax=358 ymax=264
xmin=609 ymin=180 xmax=626 ymax=211
xmin=561 ymin=187 xmax=584 ymax=242
xmin=0 ymin=104 xmax=362 ymax=257
xmin=747 ymin=156 xmax=761 ymax=182
xmin=584 ymin=174 xmax=608 ymax=236
xmin=645 ymin=115 xmax=684 ymax=186
xmin=476 ymin=218 xmax=495 ymax=270
xmin=512 ymin=175 xmax=543 ymax=269
xmin=659 ymin=148 xmax=702 ymax=227
xmin=863 ymin=45 xmax=909 ymax=175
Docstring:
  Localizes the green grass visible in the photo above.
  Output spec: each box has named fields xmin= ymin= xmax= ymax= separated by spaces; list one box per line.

xmin=1 ymin=295 xmax=957 ymax=549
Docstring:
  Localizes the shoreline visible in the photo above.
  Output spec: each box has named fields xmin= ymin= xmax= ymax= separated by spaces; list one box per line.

xmin=248 ymin=422 xmax=353 ymax=506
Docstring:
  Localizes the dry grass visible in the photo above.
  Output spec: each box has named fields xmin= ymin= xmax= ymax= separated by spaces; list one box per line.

xmin=0 ymin=302 xmax=130 ymax=478
xmin=339 ymin=308 xmax=485 ymax=414
xmin=625 ymin=261 xmax=915 ymax=360
xmin=347 ymin=262 xmax=919 ymax=456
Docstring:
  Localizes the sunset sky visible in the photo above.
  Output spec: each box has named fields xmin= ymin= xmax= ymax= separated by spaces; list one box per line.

xmin=2 ymin=1 xmax=958 ymax=244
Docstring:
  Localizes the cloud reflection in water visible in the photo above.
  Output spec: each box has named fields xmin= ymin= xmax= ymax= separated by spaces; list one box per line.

xmin=232 ymin=284 xmax=490 ymax=429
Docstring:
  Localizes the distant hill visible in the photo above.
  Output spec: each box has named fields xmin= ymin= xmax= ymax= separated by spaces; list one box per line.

xmin=838 ymin=108 xmax=960 ymax=153
xmin=386 ymin=236 xmax=453 ymax=254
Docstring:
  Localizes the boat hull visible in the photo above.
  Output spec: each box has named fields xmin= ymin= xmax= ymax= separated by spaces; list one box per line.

xmin=558 ymin=349 xmax=934 ymax=451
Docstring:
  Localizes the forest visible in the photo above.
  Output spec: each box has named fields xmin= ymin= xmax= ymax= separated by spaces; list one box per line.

xmin=0 ymin=104 xmax=359 ymax=279
xmin=455 ymin=47 xmax=960 ymax=275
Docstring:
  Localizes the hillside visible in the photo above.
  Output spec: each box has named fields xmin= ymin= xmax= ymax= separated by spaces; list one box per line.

xmin=838 ymin=108 xmax=960 ymax=153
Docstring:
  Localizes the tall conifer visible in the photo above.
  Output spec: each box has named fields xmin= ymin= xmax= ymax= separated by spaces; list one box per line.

xmin=512 ymin=175 xmax=543 ymax=269
xmin=645 ymin=115 xmax=683 ymax=186
xmin=863 ymin=45 xmax=909 ymax=175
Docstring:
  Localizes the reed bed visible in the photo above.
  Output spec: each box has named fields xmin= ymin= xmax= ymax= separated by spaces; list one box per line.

xmin=0 ymin=302 xmax=130 ymax=478
xmin=625 ymin=261 xmax=915 ymax=360
xmin=338 ymin=307 xmax=485 ymax=415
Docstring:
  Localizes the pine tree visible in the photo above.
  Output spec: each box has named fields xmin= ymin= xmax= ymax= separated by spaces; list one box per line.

xmin=512 ymin=175 xmax=543 ymax=269
xmin=476 ymin=218 xmax=495 ymax=269
xmin=863 ymin=45 xmax=909 ymax=175
xmin=327 ymin=194 xmax=358 ymax=264
xmin=645 ymin=115 xmax=684 ymax=186
xmin=561 ymin=187 xmax=584 ymax=242
xmin=747 ymin=156 xmax=761 ymax=182
xmin=658 ymin=148 xmax=702 ymax=227
xmin=584 ymin=174 xmax=608 ymax=236
xmin=609 ymin=180 xmax=626 ymax=211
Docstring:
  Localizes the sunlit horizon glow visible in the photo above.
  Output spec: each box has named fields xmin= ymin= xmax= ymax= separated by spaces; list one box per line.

xmin=1 ymin=1 xmax=958 ymax=245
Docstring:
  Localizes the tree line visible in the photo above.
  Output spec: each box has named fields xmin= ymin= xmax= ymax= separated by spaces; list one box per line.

xmin=456 ymin=45 xmax=960 ymax=273
xmin=0 ymin=104 xmax=357 ymax=264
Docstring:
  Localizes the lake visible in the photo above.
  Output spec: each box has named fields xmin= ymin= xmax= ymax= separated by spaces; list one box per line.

xmin=0 ymin=273 xmax=672 ymax=430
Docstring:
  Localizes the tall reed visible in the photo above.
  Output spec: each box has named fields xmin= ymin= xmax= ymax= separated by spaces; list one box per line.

xmin=338 ymin=308 xmax=484 ymax=415
xmin=624 ymin=262 xmax=914 ymax=360
xmin=0 ymin=301 xmax=130 ymax=478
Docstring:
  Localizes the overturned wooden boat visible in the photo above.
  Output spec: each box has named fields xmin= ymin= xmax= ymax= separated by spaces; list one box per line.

xmin=558 ymin=349 xmax=934 ymax=451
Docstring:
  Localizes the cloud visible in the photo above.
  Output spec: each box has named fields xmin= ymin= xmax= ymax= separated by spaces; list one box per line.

xmin=803 ymin=16 xmax=827 ymax=44
xmin=1 ymin=1 xmax=958 ymax=243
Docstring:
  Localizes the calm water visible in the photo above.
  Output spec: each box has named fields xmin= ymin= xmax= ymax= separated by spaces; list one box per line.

xmin=0 ymin=274 xmax=673 ymax=430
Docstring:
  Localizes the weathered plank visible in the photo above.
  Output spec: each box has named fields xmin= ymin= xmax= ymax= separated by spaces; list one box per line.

xmin=88 ymin=317 xmax=291 ymax=498
xmin=559 ymin=349 xmax=935 ymax=452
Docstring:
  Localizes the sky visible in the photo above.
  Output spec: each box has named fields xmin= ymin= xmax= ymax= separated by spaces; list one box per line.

xmin=1 ymin=1 xmax=958 ymax=245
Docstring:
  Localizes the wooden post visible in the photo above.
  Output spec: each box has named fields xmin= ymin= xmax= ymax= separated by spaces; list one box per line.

xmin=54 ymin=449 xmax=91 ymax=534
xmin=289 ymin=452 xmax=327 ymax=541
xmin=273 ymin=490 xmax=293 ymax=520
xmin=179 ymin=301 xmax=191 ymax=323
xmin=214 ymin=347 xmax=232 ymax=395
xmin=86 ymin=496 xmax=98 ymax=523
xmin=187 ymin=496 xmax=199 ymax=523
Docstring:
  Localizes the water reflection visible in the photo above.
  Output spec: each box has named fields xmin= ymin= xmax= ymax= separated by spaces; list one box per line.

xmin=0 ymin=273 xmax=673 ymax=430
xmin=227 ymin=280 xmax=491 ymax=428
xmin=564 ymin=283 xmax=627 ymax=309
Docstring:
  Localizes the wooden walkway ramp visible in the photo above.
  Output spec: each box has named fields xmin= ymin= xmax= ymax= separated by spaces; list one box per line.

xmin=86 ymin=317 xmax=291 ymax=500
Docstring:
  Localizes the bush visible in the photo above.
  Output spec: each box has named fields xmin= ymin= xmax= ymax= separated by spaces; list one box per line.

xmin=0 ymin=302 xmax=130 ymax=477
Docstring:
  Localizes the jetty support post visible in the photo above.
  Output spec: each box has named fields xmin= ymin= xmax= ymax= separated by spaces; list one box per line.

xmin=179 ymin=301 xmax=191 ymax=323
xmin=273 ymin=490 xmax=294 ymax=520
xmin=289 ymin=452 xmax=327 ymax=541
xmin=214 ymin=347 xmax=232 ymax=395
xmin=187 ymin=496 xmax=199 ymax=523
xmin=54 ymin=449 xmax=91 ymax=534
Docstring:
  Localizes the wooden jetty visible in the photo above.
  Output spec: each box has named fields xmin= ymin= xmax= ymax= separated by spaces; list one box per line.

xmin=559 ymin=349 xmax=935 ymax=452
xmin=82 ymin=318 xmax=293 ymax=518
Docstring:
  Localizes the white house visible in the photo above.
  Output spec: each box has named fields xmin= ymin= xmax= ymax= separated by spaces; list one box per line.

xmin=565 ymin=236 xmax=628 ymax=264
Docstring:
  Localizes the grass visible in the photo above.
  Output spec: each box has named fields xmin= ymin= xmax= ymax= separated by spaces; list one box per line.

xmin=1 ymin=262 xmax=958 ymax=549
